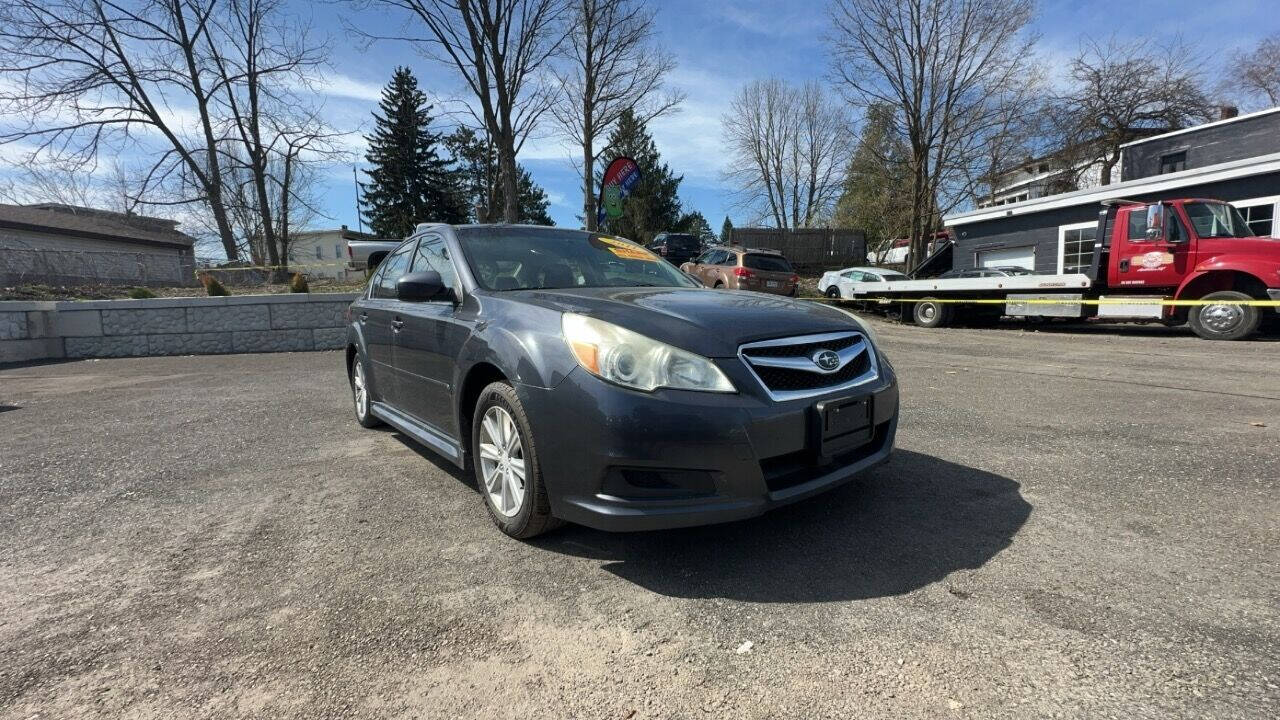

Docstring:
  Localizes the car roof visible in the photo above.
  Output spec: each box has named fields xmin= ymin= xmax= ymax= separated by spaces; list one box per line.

xmin=840 ymin=266 xmax=901 ymax=274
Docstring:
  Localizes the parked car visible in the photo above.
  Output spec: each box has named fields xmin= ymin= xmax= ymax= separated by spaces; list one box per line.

xmin=819 ymin=266 xmax=910 ymax=298
xmin=345 ymin=225 xmax=898 ymax=539
xmin=935 ymin=267 xmax=1035 ymax=279
xmin=679 ymin=246 xmax=800 ymax=296
xmin=646 ymin=232 xmax=701 ymax=265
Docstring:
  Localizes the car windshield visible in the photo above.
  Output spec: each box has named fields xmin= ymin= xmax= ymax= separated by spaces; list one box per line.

xmin=457 ymin=227 xmax=698 ymax=290
xmin=743 ymin=253 xmax=793 ymax=272
xmin=1184 ymin=202 xmax=1256 ymax=238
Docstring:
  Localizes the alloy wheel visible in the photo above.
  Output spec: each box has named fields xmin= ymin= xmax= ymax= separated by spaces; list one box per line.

xmin=478 ymin=406 xmax=526 ymax=517
xmin=352 ymin=360 xmax=368 ymax=418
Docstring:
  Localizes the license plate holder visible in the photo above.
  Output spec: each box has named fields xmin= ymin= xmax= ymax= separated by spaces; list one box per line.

xmin=814 ymin=396 xmax=873 ymax=457
xmin=766 ymin=280 xmax=779 ymax=288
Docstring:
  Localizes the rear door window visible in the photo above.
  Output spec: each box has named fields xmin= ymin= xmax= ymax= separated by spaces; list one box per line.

xmin=743 ymin=253 xmax=793 ymax=272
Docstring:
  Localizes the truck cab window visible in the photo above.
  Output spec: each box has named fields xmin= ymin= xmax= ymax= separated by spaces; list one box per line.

xmin=1127 ymin=208 xmax=1149 ymax=241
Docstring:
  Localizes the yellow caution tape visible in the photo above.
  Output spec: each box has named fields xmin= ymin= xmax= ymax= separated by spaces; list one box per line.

xmin=816 ymin=297 xmax=1280 ymax=307
xmin=195 ymin=261 xmax=356 ymax=274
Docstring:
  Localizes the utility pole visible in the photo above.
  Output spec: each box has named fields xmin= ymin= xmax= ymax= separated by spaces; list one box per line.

xmin=353 ymin=165 xmax=364 ymax=234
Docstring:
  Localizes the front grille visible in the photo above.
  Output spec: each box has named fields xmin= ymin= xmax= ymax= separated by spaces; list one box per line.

xmin=738 ymin=331 xmax=878 ymax=401
xmin=741 ymin=334 xmax=859 ymax=358
xmin=751 ymin=353 xmax=872 ymax=392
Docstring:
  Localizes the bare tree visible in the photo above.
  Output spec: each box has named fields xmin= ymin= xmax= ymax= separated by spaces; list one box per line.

xmin=1227 ymin=38 xmax=1280 ymax=110
xmin=207 ymin=0 xmax=337 ymax=276
xmin=1059 ymin=37 xmax=1212 ymax=187
xmin=722 ymin=79 xmax=849 ymax=230
xmin=828 ymin=0 xmax=1039 ymax=269
xmin=0 ymin=0 xmax=249 ymax=259
xmin=552 ymin=0 xmax=681 ymax=230
xmin=352 ymin=0 xmax=568 ymax=223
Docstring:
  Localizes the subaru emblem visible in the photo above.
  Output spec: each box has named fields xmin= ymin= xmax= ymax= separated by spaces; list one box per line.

xmin=812 ymin=349 xmax=840 ymax=372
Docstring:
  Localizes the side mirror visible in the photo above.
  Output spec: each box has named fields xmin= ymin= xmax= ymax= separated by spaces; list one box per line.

xmin=397 ymin=271 xmax=451 ymax=302
xmin=1145 ymin=204 xmax=1166 ymax=241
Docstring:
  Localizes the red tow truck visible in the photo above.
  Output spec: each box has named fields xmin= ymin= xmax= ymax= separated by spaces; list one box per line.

xmin=846 ymin=198 xmax=1280 ymax=340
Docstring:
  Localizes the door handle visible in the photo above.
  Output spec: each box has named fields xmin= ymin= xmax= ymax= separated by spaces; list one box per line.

xmin=391 ymin=318 xmax=404 ymax=331
xmin=1119 ymin=259 xmax=1130 ymax=272
xmin=358 ymin=312 xmax=368 ymax=324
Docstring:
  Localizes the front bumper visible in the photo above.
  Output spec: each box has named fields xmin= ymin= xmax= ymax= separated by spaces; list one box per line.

xmin=518 ymin=354 xmax=899 ymax=532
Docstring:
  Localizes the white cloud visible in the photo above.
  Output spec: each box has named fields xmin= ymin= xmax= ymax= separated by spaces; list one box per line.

xmin=310 ymin=73 xmax=386 ymax=103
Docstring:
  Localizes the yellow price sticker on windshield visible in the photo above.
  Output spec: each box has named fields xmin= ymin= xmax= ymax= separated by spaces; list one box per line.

xmin=597 ymin=235 xmax=659 ymax=262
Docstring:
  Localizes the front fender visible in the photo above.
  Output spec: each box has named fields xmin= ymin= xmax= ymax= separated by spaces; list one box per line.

xmin=1176 ymin=256 xmax=1280 ymax=298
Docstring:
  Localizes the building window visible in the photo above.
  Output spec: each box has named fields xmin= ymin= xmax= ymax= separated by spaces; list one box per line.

xmin=1060 ymin=224 xmax=1098 ymax=274
xmin=1238 ymin=203 xmax=1275 ymax=236
xmin=315 ymin=246 xmax=323 ymax=260
xmin=335 ymin=243 xmax=343 ymax=259
xmin=1159 ymin=151 xmax=1186 ymax=174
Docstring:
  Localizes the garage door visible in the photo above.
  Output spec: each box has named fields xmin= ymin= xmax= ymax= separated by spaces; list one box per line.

xmin=977 ymin=246 xmax=1035 ymax=270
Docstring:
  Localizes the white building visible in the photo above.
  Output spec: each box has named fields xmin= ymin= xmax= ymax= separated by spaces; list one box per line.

xmin=288 ymin=226 xmax=379 ymax=281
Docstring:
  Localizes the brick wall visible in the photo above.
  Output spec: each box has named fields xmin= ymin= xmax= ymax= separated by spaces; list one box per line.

xmin=0 ymin=293 xmax=357 ymax=364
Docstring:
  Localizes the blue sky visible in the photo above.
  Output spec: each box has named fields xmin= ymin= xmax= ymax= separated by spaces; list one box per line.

xmin=4 ymin=0 xmax=1276 ymax=240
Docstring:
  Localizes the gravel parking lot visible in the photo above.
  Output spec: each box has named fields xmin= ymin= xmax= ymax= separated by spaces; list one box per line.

xmin=2 ymin=319 xmax=1278 ymax=719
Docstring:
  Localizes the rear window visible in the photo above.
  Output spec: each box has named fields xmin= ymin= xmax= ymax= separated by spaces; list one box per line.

xmin=663 ymin=234 xmax=699 ymax=250
xmin=743 ymin=253 xmax=793 ymax=272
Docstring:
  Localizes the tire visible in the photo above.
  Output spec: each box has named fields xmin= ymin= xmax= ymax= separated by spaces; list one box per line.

xmin=713 ymin=281 xmax=724 ymax=289
xmin=825 ymin=286 xmax=841 ymax=299
xmin=350 ymin=354 xmax=382 ymax=428
xmin=912 ymin=297 xmax=952 ymax=328
xmin=1188 ymin=290 xmax=1261 ymax=341
xmin=471 ymin=382 xmax=562 ymax=539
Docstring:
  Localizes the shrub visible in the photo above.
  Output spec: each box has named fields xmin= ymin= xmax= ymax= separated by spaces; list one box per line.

xmin=289 ymin=272 xmax=310 ymax=293
xmin=200 ymin=273 xmax=230 ymax=297
xmin=127 ymin=287 xmax=157 ymax=299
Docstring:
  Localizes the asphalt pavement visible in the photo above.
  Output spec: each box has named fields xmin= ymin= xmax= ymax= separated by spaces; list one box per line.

xmin=1 ymin=319 xmax=1277 ymax=718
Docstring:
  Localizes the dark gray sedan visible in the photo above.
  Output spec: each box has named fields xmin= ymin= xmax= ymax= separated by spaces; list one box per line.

xmin=345 ymin=225 xmax=898 ymax=539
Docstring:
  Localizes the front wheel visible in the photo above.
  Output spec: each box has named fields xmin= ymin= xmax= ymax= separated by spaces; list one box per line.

xmin=825 ymin=286 xmax=841 ymax=299
xmin=1188 ymin=291 xmax=1261 ymax=341
xmin=472 ymin=382 xmax=562 ymax=539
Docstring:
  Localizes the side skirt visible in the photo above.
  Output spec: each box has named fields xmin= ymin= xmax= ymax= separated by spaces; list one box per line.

xmin=370 ymin=401 xmax=466 ymax=468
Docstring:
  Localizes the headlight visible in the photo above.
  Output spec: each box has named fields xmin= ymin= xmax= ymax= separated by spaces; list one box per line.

xmin=562 ymin=313 xmax=735 ymax=393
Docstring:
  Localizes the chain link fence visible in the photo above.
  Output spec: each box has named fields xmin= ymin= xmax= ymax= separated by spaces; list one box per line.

xmin=0 ymin=247 xmax=198 ymax=287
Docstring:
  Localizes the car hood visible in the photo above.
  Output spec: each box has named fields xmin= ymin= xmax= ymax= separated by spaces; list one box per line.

xmin=500 ymin=287 xmax=862 ymax=357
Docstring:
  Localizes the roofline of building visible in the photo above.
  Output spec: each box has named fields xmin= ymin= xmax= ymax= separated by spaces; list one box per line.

xmin=1118 ymin=106 xmax=1280 ymax=149
xmin=0 ymin=217 xmax=194 ymax=250
xmin=945 ymin=151 xmax=1280 ymax=226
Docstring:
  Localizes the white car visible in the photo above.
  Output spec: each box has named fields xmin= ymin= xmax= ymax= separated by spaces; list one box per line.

xmin=819 ymin=266 xmax=909 ymax=298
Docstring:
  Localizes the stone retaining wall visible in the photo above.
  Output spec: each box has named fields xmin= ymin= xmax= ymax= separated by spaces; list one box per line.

xmin=0 ymin=293 xmax=357 ymax=364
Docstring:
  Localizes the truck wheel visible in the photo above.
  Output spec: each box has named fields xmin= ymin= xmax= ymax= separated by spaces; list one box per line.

xmin=1189 ymin=291 xmax=1261 ymax=341
xmin=913 ymin=298 xmax=952 ymax=328
xmin=825 ymin=286 xmax=841 ymax=299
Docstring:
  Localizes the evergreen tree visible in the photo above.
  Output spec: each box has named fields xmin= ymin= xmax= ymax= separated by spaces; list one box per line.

xmin=515 ymin=166 xmax=553 ymax=225
xmin=832 ymin=104 xmax=913 ymax=261
xmin=446 ymin=126 xmax=553 ymax=225
xmin=676 ymin=210 xmax=714 ymax=244
xmin=360 ymin=67 xmax=467 ymax=238
xmin=720 ymin=216 xmax=733 ymax=244
xmin=595 ymin=109 xmax=682 ymax=243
